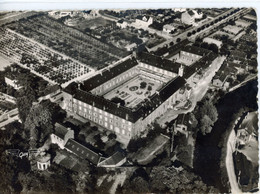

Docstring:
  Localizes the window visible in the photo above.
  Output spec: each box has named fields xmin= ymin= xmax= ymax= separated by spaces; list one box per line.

xmin=73 ymin=99 xmax=77 ymax=103
xmin=115 ymin=127 xmax=120 ymax=133
xmin=89 ymin=110 xmax=92 ymax=114
xmin=105 ymin=112 xmax=108 ymax=116
xmin=94 ymin=107 xmax=97 ymax=111
xmin=128 ymin=121 xmax=132 ymax=126
xmin=78 ymin=101 xmax=82 ymax=105
xmin=94 ymin=117 xmax=98 ymax=122
xmin=99 ymin=120 xmax=103 ymax=125
xmin=110 ymin=114 xmax=113 ymax=118
xmin=84 ymin=108 xmax=87 ymax=112
xmin=79 ymin=106 xmax=82 ymax=110
xmin=99 ymin=109 xmax=102 ymax=114
xmin=105 ymin=117 xmax=108 ymax=121
xmin=110 ymin=125 xmax=113 ymax=130
xmin=99 ymin=115 xmax=102 ymax=119
xmin=122 ymin=119 xmax=125 ymax=123
xmin=88 ymin=105 xmax=92 ymax=109
xmin=122 ymin=129 xmax=125 ymax=135
xmin=84 ymin=103 xmax=87 ymax=107
xmin=105 ymin=122 xmax=108 ymax=127
xmin=94 ymin=113 xmax=97 ymax=117
xmin=128 ymin=127 xmax=131 ymax=131
xmin=110 ymin=119 xmax=113 ymax=123
xmin=89 ymin=115 xmax=92 ymax=120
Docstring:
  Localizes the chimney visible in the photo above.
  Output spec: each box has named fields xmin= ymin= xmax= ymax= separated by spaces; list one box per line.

xmin=117 ymin=103 xmax=120 ymax=108
xmin=126 ymin=114 xmax=129 ymax=121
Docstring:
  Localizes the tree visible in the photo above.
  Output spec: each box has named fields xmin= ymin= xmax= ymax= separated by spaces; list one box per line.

xmin=147 ymin=85 xmax=152 ymax=91
xmin=140 ymin=81 xmax=147 ymax=89
xmin=16 ymin=86 xmax=37 ymax=123
xmin=200 ymin=115 xmax=213 ymax=135
xmin=111 ymin=97 xmax=125 ymax=106
xmin=208 ymin=43 xmax=219 ymax=54
xmin=200 ymin=100 xmax=218 ymax=123
xmin=149 ymin=166 xmax=219 ymax=193
xmin=176 ymin=38 xmax=181 ymax=43
xmin=24 ymin=103 xmax=53 ymax=148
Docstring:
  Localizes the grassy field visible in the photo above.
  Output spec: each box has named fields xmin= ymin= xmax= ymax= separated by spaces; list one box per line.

xmin=75 ymin=17 xmax=113 ymax=31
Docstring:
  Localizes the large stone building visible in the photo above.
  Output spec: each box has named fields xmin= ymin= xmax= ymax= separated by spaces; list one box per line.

xmin=62 ymin=45 xmax=218 ymax=144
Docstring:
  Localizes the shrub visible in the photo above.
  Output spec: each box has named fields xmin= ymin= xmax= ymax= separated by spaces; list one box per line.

xmin=140 ymin=81 xmax=147 ymax=89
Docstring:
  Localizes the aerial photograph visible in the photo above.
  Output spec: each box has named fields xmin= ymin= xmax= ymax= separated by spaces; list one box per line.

xmin=0 ymin=6 xmax=258 ymax=194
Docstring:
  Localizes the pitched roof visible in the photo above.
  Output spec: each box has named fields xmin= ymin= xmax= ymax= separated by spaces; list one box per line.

xmin=137 ymin=52 xmax=181 ymax=73
xmin=64 ymin=139 xmax=101 ymax=165
xmin=181 ymin=45 xmax=210 ymax=56
xmin=64 ymin=76 xmax=186 ymax=123
xmin=81 ymin=58 xmax=138 ymax=91
xmin=188 ymin=10 xmax=195 ymax=16
xmin=183 ymin=51 xmax=217 ymax=79
xmin=154 ymin=39 xmax=190 ymax=57
xmin=99 ymin=151 xmax=126 ymax=166
xmin=176 ymin=114 xmax=191 ymax=127
xmin=54 ymin=123 xmax=69 ymax=139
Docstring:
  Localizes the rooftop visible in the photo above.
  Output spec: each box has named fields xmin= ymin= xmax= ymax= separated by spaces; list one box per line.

xmin=181 ymin=45 xmax=211 ymax=56
xmin=54 ymin=123 xmax=69 ymax=139
xmin=223 ymin=25 xmax=243 ymax=35
xmin=64 ymin=139 xmax=101 ymax=165
xmin=81 ymin=57 xmax=138 ymax=92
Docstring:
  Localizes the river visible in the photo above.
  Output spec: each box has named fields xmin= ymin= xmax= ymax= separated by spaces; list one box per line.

xmin=193 ymin=79 xmax=258 ymax=192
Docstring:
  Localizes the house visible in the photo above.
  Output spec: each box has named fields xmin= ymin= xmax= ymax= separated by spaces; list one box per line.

xmin=163 ymin=24 xmax=175 ymax=34
xmin=212 ymin=73 xmax=230 ymax=90
xmin=134 ymin=16 xmax=153 ymax=29
xmin=5 ymin=76 xmax=22 ymax=90
xmin=181 ymin=9 xmax=203 ymax=26
xmin=125 ymin=43 xmax=137 ymax=51
xmin=173 ymin=8 xmax=187 ymax=13
xmin=243 ymin=14 xmax=257 ymax=22
xmin=223 ymin=25 xmax=243 ymax=35
xmin=174 ymin=114 xmax=194 ymax=137
xmin=64 ymin=139 xmax=102 ymax=165
xmin=97 ymin=151 xmax=126 ymax=168
xmin=116 ymin=19 xmax=128 ymax=29
xmin=203 ymin=37 xmax=222 ymax=48
xmin=235 ymin=19 xmax=252 ymax=28
xmin=50 ymin=123 xmax=74 ymax=149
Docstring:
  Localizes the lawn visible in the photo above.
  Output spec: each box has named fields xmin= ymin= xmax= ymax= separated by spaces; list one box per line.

xmin=75 ymin=17 xmax=113 ymax=31
xmin=104 ymin=75 xmax=161 ymax=108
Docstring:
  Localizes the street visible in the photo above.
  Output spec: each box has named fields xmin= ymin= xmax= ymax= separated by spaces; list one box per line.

xmin=226 ymin=129 xmax=243 ymax=194
xmin=157 ymin=56 xmax=226 ymax=126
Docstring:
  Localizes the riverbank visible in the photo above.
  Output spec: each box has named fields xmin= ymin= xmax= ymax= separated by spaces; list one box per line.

xmin=193 ymin=79 xmax=257 ymax=192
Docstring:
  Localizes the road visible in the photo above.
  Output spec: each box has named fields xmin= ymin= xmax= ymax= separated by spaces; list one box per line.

xmin=150 ymin=8 xmax=250 ymax=52
xmin=226 ymin=129 xmax=243 ymax=194
xmin=228 ymin=75 xmax=257 ymax=92
xmin=157 ymin=56 xmax=226 ymax=125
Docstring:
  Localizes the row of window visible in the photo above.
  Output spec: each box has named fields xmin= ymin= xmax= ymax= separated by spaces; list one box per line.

xmin=94 ymin=69 xmax=137 ymax=93
xmin=73 ymin=109 xmax=131 ymax=136
xmin=181 ymin=51 xmax=200 ymax=58
xmin=140 ymin=63 xmax=174 ymax=76
xmin=69 ymin=101 xmax=132 ymax=126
